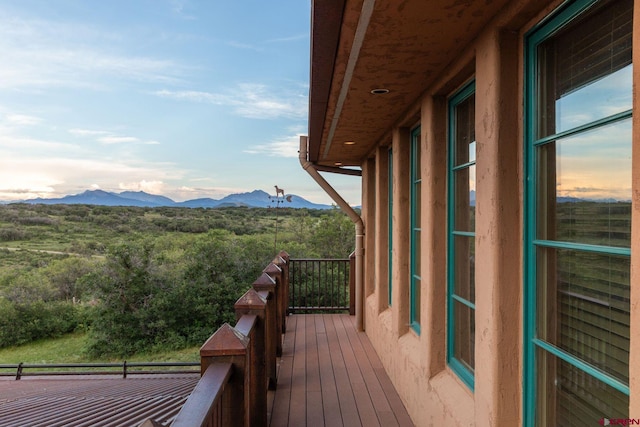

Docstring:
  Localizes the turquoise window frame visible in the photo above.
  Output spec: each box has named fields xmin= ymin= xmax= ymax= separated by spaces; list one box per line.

xmin=523 ymin=0 xmax=632 ymax=425
xmin=410 ymin=126 xmax=421 ymax=334
xmin=388 ymin=147 xmax=393 ymax=307
xmin=447 ymin=80 xmax=476 ymax=390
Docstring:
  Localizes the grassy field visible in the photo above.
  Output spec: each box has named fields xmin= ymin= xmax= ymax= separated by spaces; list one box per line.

xmin=0 ymin=204 xmax=290 ymax=256
xmin=0 ymin=332 xmax=199 ymax=364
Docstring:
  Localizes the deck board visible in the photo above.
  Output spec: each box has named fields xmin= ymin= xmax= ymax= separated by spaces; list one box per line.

xmin=316 ymin=315 xmax=343 ymax=427
xmin=269 ymin=314 xmax=413 ymax=427
xmin=306 ymin=316 xmax=323 ymax=426
xmin=269 ymin=315 xmax=296 ymax=426
xmin=288 ymin=314 xmax=307 ymax=425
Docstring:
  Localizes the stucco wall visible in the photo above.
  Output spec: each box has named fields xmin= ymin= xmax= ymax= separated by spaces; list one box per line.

xmin=358 ymin=0 xmax=640 ymax=425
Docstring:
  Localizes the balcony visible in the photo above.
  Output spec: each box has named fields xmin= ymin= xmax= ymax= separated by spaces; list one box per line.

xmin=0 ymin=254 xmax=412 ymax=426
xmin=269 ymin=313 xmax=413 ymax=427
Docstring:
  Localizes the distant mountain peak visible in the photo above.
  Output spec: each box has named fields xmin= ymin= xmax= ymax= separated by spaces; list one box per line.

xmin=18 ymin=188 xmax=331 ymax=209
xmin=118 ymin=191 xmax=176 ymax=205
xmin=82 ymin=189 xmax=109 ymax=196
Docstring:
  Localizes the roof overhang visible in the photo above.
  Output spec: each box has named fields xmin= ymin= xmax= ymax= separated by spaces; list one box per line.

xmin=308 ymin=0 xmax=512 ymax=167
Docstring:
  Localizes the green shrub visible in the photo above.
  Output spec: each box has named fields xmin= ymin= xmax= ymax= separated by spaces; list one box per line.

xmin=82 ymin=231 xmax=275 ymax=358
xmin=0 ymin=299 xmax=84 ymax=347
xmin=0 ymin=227 xmax=27 ymax=241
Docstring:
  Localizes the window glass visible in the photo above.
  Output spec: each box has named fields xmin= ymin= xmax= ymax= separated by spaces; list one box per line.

xmin=410 ymin=128 xmax=422 ymax=331
xmin=453 ymin=301 xmax=475 ymax=371
xmin=535 ymin=119 xmax=632 ymax=247
xmin=526 ymin=0 xmax=632 ymax=425
xmin=535 ymin=349 xmax=629 ymax=425
xmin=454 ymin=93 xmax=476 ymax=166
xmin=536 ymin=0 xmax=632 ymax=138
xmin=448 ymin=81 xmax=476 ymax=389
xmin=553 ymin=65 xmax=632 ymax=133
xmin=454 ymin=166 xmax=476 ymax=232
xmin=536 ymin=247 xmax=630 ymax=383
xmin=453 ymin=235 xmax=475 ymax=303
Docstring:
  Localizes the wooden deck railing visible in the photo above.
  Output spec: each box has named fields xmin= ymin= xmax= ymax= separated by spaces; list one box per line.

xmin=140 ymin=250 xmax=356 ymax=427
xmin=139 ymin=251 xmax=290 ymax=427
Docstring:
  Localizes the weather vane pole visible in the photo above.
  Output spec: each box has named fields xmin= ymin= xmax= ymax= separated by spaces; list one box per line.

xmin=269 ymin=185 xmax=291 ymax=256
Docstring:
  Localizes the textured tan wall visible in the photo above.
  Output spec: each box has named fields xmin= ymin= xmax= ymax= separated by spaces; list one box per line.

xmin=391 ymin=127 xmax=411 ymax=338
xmin=374 ymin=145 xmax=390 ymax=313
xmin=363 ymin=156 xmax=377 ymax=302
xmin=473 ymin=28 xmax=522 ymax=427
xmin=359 ymin=0 xmax=615 ymax=426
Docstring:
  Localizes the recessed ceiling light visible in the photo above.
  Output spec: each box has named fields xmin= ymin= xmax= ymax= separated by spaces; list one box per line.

xmin=370 ymin=88 xmax=389 ymax=94
xmin=334 ymin=162 xmax=343 ymax=166
xmin=344 ymin=141 xmax=356 ymax=145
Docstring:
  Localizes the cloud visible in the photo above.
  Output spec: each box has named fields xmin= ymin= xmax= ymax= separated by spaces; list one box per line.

xmin=0 ymin=164 xmax=63 ymax=200
xmin=69 ymin=129 xmax=111 ymax=137
xmin=0 ymin=135 xmax=80 ymax=152
xmin=70 ymin=129 xmax=161 ymax=146
xmin=170 ymin=0 xmax=197 ymax=20
xmin=0 ymin=153 xmax=185 ymax=201
xmin=234 ymin=83 xmax=307 ymax=119
xmin=154 ymin=89 xmax=225 ymax=103
xmin=118 ymin=180 xmax=167 ymax=195
xmin=0 ymin=13 xmax=185 ymax=90
xmin=6 ymin=114 xmax=41 ymax=126
xmin=244 ymin=133 xmax=301 ymax=158
xmin=98 ymin=136 xmax=141 ymax=144
xmin=228 ymin=33 xmax=307 ymax=51
xmin=154 ymin=83 xmax=308 ymax=120
xmin=265 ymin=34 xmax=308 ymax=43
xmin=227 ymin=41 xmax=262 ymax=51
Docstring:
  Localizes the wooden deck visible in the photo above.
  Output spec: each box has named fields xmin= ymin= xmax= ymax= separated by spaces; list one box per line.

xmin=268 ymin=314 xmax=414 ymax=427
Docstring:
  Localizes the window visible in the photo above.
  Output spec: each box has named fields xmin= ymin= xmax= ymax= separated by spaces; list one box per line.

xmin=447 ymin=81 xmax=476 ymax=389
xmin=524 ymin=0 xmax=632 ymax=425
xmin=388 ymin=147 xmax=394 ymax=306
xmin=410 ymin=127 xmax=421 ymax=333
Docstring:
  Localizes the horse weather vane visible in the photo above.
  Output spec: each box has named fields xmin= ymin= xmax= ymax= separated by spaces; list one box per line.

xmin=270 ymin=185 xmax=292 ymax=255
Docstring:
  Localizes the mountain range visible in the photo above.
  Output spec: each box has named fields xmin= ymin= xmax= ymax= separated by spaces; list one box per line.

xmin=9 ymin=189 xmax=332 ymax=209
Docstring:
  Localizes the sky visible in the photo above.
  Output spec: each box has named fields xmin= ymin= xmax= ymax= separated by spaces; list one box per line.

xmin=0 ymin=0 xmax=361 ymax=205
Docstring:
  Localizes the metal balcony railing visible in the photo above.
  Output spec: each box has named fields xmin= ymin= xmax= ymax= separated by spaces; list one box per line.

xmin=288 ymin=257 xmax=353 ymax=314
xmin=0 ymin=361 xmax=199 ymax=380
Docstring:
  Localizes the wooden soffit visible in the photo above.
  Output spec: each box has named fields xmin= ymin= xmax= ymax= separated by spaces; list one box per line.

xmin=308 ymin=0 xmax=511 ymax=166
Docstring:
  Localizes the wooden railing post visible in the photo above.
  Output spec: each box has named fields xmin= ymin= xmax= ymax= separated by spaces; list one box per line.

xmin=278 ymin=251 xmax=290 ymax=320
xmin=272 ymin=254 xmax=288 ymax=332
xmin=252 ymin=273 xmax=279 ymax=388
xmin=349 ymin=251 xmax=356 ymax=316
xmin=234 ymin=315 xmax=261 ymax=427
xmin=200 ymin=322 xmax=251 ymax=427
xmin=263 ymin=262 xmax=284 ymax=343
xmin=234 ymin=290 xmax=267 ymax=427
